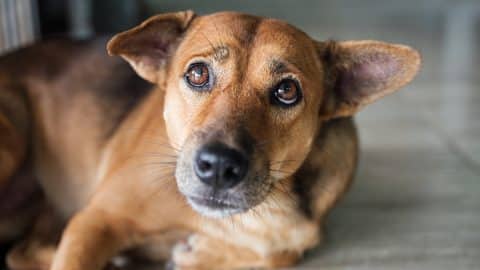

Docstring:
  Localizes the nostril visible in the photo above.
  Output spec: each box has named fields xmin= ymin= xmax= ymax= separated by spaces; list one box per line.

xmin=198 ymin=160 xmax=212 ymax=172
xmin=223 ymin=165 xmax=239 ymax=180
xmin=220 ymin=156 xmax=248 ymax=187
xmin=194 ymin=153 xmax=217 ymax=181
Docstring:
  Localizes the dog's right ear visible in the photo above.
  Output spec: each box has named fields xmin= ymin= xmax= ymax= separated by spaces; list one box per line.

xmin=107 ymin=10 xmax=196 ymax=83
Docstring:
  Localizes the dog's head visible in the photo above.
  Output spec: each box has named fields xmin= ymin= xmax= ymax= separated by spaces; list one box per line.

xmin=108 ymin=11 xmax=420 ymax=218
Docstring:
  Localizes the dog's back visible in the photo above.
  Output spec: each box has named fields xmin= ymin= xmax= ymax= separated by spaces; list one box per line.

xmin=0 ymin=38 xmax=152 ymax=217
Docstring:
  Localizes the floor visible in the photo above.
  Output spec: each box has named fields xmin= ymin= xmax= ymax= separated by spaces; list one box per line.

xmin=3 ymin=0 xmax=480 ymax=269
xmin=153 ymin=1 xmax=480 ymax=269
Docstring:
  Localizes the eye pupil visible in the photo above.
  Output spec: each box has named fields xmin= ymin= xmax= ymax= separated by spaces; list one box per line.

xmin=273 ymin=80 xmax=299 ymax=106
xmin=186 ymin=63 xmax=210 ymax=88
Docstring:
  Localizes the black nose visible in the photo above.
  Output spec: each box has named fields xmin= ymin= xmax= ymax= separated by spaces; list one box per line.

xmin=194 ymin=143 xmax=249 ymax=189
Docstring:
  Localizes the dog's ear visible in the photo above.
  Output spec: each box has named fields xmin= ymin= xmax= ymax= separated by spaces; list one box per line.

xmin=107 ymin=10 xmax=196 ymax=83
xmin=317 ymin=40 xmax=421 ymax=119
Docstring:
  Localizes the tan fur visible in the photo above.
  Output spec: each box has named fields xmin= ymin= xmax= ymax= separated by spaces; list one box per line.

xmin=0 ymin=11 xmax=421 ymax=270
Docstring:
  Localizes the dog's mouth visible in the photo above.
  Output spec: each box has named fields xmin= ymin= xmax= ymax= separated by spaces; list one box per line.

xmin=185 ymin=195 xmax=247 ymax=218
xmin=188 ymin=196 xmax=237 ymax=209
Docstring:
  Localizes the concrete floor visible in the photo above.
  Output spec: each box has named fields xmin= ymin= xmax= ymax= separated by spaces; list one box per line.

xmin=150 ymin=1 xmax=480 ymax=269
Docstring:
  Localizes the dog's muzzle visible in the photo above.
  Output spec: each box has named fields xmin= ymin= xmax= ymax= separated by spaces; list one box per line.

xmin=176 ymin=130 xmax=270 ymax=218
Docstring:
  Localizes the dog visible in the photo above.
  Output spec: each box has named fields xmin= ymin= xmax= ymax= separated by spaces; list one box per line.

xmin=0 ymin=10 xmax=421 ymax=270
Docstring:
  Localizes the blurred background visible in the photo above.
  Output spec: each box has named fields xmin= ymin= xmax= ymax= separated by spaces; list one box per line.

xmin=1 ymin=0 xmax=479 ymax=269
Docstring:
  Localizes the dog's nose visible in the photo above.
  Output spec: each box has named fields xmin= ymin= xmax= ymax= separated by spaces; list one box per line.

xmin=194 ymin=143 xmax=248 ymax=189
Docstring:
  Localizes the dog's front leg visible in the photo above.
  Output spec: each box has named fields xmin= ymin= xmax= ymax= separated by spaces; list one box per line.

xmin=169 ymin=234 xmax=300 ymax=270
xmin=50 ymin=207 xmax=136 ymax=270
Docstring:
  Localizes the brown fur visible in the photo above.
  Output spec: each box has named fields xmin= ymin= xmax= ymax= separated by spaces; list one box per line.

xmin=0 ymin=11 xmax=420 ymax=270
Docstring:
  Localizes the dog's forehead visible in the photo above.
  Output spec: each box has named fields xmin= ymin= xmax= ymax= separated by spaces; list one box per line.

xmin=249 ymin=19 xmax=317 ymax=71
xmin=190 ymin=12 xmax=261 ymax=43
xmin=184 ymin=12 xmax=315 ymax=58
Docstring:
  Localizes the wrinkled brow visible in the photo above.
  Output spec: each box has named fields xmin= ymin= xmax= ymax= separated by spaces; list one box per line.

xmin=187 ymin=44 xmax=230 ymax=62
xmin=269 ymin=59 xmax=288 ymax=75
xmin=267 ymin=57 xmax=310 ymax=75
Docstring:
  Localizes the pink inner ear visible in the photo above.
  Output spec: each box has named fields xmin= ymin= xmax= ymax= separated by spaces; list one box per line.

xmin=356 ymin=53 xmax=399 ymax=83
xmin=338 ymin=53 xmax=400 ymax=102
xmin=150 ymin=39 xmax=170 ymax=54
xmin=129 ymin=25 xmax=182 ymax=60
xmin=134 ymin=38 xmax=169 ymax=58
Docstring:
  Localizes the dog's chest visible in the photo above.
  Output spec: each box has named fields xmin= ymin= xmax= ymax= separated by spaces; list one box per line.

xmin=201 ymin=200 xmax=320 ymax=256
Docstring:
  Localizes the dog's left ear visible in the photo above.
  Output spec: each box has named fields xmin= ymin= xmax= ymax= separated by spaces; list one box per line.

xmin=107 ymin=10 xmax=196 ymax=83
xmin=317 ymin=40 xmax=421 ymax=119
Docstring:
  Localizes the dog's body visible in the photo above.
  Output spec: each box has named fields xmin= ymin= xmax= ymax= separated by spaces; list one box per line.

xmin=0 ymin=38 xmax=152 ymax=216
xmin=0 ymin=11 xmax=420 ymax=270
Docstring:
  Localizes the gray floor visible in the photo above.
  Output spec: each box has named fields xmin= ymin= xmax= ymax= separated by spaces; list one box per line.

xmin=148 ymin=1 xmax=480 ymax=269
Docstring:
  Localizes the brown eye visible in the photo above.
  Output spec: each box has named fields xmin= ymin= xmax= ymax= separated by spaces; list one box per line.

xmin=271 ymin=79 xmax=302 ymax=107
xmin=185 ymin=63 xmax=210 ymax=89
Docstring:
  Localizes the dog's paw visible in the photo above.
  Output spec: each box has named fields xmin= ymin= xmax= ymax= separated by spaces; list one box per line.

xmin=168 ymin=234 xmax=218 ymax=270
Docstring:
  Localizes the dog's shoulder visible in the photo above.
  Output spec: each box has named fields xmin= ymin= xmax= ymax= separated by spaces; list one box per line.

xmin=294 ymin=117 xmax=358 ymax=220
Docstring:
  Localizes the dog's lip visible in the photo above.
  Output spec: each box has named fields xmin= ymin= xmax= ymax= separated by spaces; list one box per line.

xmin=187 ymin=195 xmax=239 ymax=210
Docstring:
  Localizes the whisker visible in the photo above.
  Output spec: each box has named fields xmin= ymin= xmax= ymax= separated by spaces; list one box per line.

xmin=272 ymin=180 xmax=298 ymax=207
xmin=115 ymin=150 xmax=178 ymax=168
xmin=143 ymin=177 xmax=177 ymax=202
xmin=139 ymin=154 xmax=178 ymax=160
xmin=140 ymin=160 xmax=177 ymax=166
xmin=146 ymin=164 xmax=177 ymax=170
xmin=141 ymin=140 xmax=181 ymax=153
xmin=118 ymin=127 xmax=183 ymax=150
xmin=269 ymin=168 xmax=296 ymax=175
xmin=269 ymin=159 xmax=301 ymax=166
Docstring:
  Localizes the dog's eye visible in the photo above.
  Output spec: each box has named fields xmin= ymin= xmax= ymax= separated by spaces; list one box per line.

xmin=271 ymin=79 xmax=301 ymax=107
xmin=185 ymin=63 xmax=210 ymax=89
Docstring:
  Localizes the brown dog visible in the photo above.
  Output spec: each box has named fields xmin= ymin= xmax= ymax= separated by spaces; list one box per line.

xmin=0 ymin=11 xmax=421 ymax=270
